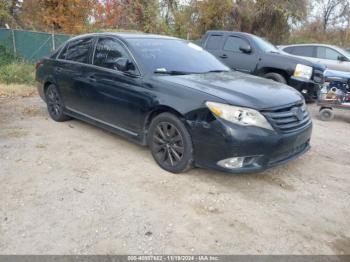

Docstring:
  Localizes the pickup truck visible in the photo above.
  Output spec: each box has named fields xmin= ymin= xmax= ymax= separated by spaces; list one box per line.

xmin=202 ymin=31 xmax=325 ymax=101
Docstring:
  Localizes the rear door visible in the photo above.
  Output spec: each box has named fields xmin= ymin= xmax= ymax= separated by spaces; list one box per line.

xmin=55 ymin=37 xmax=95 ymax=112
xmin=203 ymin=33 xmax=225 ymax=60
xmin=287 ymin=45 xmax=318 ymax=64
xmin=220 ymin=35 xmax=257 ymax=73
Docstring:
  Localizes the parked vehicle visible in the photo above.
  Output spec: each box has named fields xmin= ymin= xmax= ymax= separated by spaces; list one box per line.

xmin=318 ymin=69 xmax=350 ymax=121
xmin=280 ymin=44 xmax=350 ymax=73
xmin=36 ymin=33 xmax=312 ymax=174
xmin=201 ymin=31 xmax=325 ymax=101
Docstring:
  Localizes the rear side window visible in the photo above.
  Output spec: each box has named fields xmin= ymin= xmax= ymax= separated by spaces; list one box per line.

xmin=316 ymin=47 xmax=341 ymax=60
xmin=292 ymin=46 xmax=314 ymax=57
xmin=205 ymin=35 xmax=223 ymax=50
xmin=64 ymin=37 xmax=94 ymax=63
xmin=223 ymin=36 xmax=249 ymax=52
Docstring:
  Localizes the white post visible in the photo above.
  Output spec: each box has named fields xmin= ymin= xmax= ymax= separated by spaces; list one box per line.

xmin=52 ymin=25 xmax=55 ymax=50
xmin=11 ymin=29 xmax=17 ymax=55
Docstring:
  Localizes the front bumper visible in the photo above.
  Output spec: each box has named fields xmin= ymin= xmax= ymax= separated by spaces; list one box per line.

xmin=289 ymin=76 xmax=321 ymax=100
xmin=190 ymin=118 xmax=312 ymax=174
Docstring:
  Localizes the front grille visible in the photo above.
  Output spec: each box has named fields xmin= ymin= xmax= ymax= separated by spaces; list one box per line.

xmin=313 ymin=68 xmax=324 ymax=84
xmin=262 ymin=102 xmax=311 ymax=133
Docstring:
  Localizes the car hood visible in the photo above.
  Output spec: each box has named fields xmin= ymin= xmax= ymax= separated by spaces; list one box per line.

xmin=157 ymin=71 xmax=303 ymax=110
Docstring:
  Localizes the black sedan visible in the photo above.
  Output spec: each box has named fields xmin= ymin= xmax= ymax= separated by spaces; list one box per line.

xmin=36 ymin=33 xmax=312 ymax=174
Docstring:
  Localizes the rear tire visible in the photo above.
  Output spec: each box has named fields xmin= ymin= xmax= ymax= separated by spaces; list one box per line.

xmin=264 ymin=72 xmax=287 ymax=84
xmin=148 ymin=113 xmax=193 ymax=174
xmin=319 ymin=108 xmax=334 ymax=121
xmin=45 ymin=84 xmax=71 ymax=122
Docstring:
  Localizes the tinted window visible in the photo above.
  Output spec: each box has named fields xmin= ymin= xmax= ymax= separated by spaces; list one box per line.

xmin=283 ymin=46 xmax=294 ymax=54
xmin=223 ymin=36 xmax=249 ymax=52
xmin=65 ymin=37 xmax=94 ymax=63
xmin=93 ymin=38 xmax=132 ymax=70
xmin=128 ymin=39 xmax=229 ymax=74
xmin=292 ymin=46 xmax=314 ymax=57
xmin=317 ymin=47 xmax=341 ymax=60
xmin=206 ymin=35 xmax=223 ymax=50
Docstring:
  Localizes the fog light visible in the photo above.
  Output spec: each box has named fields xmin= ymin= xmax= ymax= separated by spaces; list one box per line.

xmin=301 ymin=89 xmax=308 ymax=94
xmin=217 ymin=157 xmax=245 ymax=169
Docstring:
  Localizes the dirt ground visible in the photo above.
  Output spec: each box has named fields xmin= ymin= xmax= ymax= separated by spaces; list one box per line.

xmin=0 ymin=88 xmax=350 ymax=255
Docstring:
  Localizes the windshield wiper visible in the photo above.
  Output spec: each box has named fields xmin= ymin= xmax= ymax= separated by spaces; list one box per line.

xmin=154 ymin=70 xmax=195 ymax=75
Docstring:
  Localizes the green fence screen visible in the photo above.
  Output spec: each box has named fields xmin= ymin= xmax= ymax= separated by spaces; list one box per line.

xmin=0 ymin=29 xmax=71 ymax=62
xmin=0 ymin=29 xmax=203 ymax=62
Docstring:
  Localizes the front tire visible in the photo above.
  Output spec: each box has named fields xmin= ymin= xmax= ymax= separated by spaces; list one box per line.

xmin=148 ymin=113 xmax=193 ymax=174
xmin=45 ymin=84 xmax=70 ymax=122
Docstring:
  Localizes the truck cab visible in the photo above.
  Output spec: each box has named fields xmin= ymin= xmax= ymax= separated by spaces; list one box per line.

xmin=202 ymin=31 xmax=325 ymax=101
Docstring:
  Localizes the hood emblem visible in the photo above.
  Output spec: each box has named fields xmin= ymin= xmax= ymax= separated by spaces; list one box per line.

xmin=291 ymin=107 xmax=304 ymax=121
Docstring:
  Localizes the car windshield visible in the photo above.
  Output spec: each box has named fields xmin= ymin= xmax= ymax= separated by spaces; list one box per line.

xmin=252 ymin=35 xmax=279 ymax=53
xmin=127 ymin=38 xmax=229 ymax=74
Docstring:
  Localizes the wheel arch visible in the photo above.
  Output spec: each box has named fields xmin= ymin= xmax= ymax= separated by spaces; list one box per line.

xmin=144 ymin=106 xmax=186 ymax=133
xmin=258 ymin=67 xmax=290 ymax=80
xmin=43 ymin=79 xmax=63 ymax=101
xmin=43 ymin=81 xmax=52 ymax=92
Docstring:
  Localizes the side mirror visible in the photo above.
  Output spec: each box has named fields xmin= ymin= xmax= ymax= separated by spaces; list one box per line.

xmin=105 ymin=57 xmax=135 ymax=72
xmin=338 ymin=55 xmax=348 ymax=62
xmin=239 ymin=44 xmax=252 ymax=54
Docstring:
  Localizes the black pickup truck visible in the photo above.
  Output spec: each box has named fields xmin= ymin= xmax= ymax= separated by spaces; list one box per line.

xmin=202 ymin=31 xmax=325 ymax=101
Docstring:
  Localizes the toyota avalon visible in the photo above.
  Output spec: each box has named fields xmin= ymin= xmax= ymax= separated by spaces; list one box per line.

xmin=36 ymin=33 xmax=312 ymax=174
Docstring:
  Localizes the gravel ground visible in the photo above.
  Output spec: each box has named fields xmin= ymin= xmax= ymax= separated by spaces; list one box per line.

xmin=0 ymin=94 xmax=349 ymax=255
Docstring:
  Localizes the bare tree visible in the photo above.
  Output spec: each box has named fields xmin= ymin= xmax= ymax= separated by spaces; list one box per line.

xmin=318 ymin=0 xmax=348 ymax=31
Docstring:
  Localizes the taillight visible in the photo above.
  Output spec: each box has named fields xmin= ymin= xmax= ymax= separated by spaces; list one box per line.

xmin=35 ymin=60 xmax=43 ymax=70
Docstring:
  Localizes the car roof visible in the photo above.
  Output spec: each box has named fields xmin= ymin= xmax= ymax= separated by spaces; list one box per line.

xmin=281 ymin=43 xmax=350 ymax=56
xmin=69 ymin=32 xmax=178 ymax=41
xmin=282 ymin=43 xmax=339 ymax=49
xmin=205 ymin=30 xmax=254 ymax=37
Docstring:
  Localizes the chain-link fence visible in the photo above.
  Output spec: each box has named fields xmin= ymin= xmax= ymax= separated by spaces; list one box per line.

xmin=0 ymin=29 xmax=71 ymax=62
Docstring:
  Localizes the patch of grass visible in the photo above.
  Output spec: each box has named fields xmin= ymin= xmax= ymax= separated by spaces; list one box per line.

xmin=0 ymin=45 xmax=35 ymax=86
xmin=0 ymin=45 xmax=16 ymax=67
xmin=0 ymin=62 xmax=35 ymax=86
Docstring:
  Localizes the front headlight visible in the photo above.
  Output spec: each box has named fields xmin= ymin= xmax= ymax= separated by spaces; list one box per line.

xmin=206 ymin=102 xmax=274 ymax=131
xmin=294 ymin=64 xmax=313 ymax=80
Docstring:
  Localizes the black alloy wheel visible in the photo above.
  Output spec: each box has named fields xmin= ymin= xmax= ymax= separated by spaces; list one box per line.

xmin=149 ymin=113 xmax=193 ymax=173
xmin=45 ymin=84 xmax=70 ymax=122
xmin=153 ymin=122 xmax=184 ymax=166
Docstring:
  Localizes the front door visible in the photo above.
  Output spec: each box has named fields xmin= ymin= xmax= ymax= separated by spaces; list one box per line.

xmin=219 ymin=35 xmax=257 ymax=73
xmin=81 ymin=37 xmax=147 ymax=133
xmin=316 ymin=46 xmax=350 ymax=72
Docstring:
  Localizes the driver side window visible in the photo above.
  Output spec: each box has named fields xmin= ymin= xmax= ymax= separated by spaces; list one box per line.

xmin=316 ymin=47 xmax=341 ymax=61
xmin=93 ymin=37 xmax=133 ymax=71
xmin=223 ymin=36 xmax=249 ymax=53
